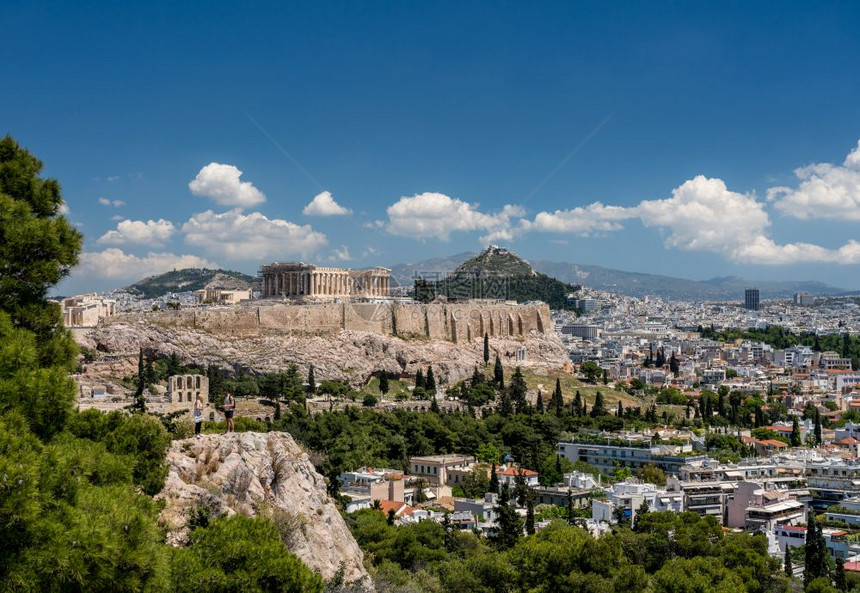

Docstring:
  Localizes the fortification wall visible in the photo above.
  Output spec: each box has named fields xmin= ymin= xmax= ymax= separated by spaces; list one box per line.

xmin=104 ymin=302 xmax=552 ymax=343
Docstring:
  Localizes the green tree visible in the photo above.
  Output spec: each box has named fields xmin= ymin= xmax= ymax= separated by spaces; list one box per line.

xmin=483 ymin=332 xmax=490 ymax=364
xmin=415 ymin=368 xmax=425 ymax=390
xmin=590 ymin=391 xmax=606 ymax=418
xmin=426 ymin=366 xmax=436 ymax=394
xmin=307 ymin=364 xmax=316 ymax=395
xmin=525 ymin=496 xmax=535 ymax=535
xmin=552 ymin=378 xmax=564 ymax=416
xmin=508 ymin=367 xmax=528 ymax=415
xmin=494 ymin=355 xmax=504 ymax=389
xmin=835 ymin=557 xmax=847 ymax=592
xmin=493 ymin=485 xmax=521 ymax=550
xmin=489 ymin=462 xmax=499 ymax=494
xmin=581 ymin=361 xmax=602 ymax=383
xmin=171 ymin=514 xmax=323 ymax=593
xmin=815 ymin=410 xmax=823 ymax=445
xmin=379 ymin=371 xmax=390 ymax=395
xmin=791 ymin=416 xmax=802 ymax=447
xmin=784 ymin=544 xmax=793 ymax=577
xmin=0 ymin=136 xmax=82 ymax=366
xmin=535 ymin=390 xmax=544 ymax=413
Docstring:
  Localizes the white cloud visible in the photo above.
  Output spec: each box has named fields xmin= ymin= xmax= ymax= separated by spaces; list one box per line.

xmin=329 ymin=245 xmax=352 ymax=262
xmin=107 ymin=175 xmax=120 ymax=182
xmin=769 ymin=140 xmax=860 ymax=220
xmin=188 ymin=163 xmax=266 ymax=208
xmin=97 ymin=219 xmax=176 ymax=246
xmin=98 ymin=197 xmax=125 ymax=207
xmin=58 ymin=202 xmax=70 ymax=215
xmin=635 ymin=176 xmax=770 ymax=257
xmin=385 ymin=192 xmax=524 ymax=241
xmin=75 ymin=249 xmax=218 ymax=282
xmin=529 ymin=174 xmax=860 ymax=265
xmin=303 ymin=191 xmax=352 ymax=216
xmin=182 ymin=209 xmax=327 ymax=261
xmin=527 ymin=202 xmax=633 ymax=235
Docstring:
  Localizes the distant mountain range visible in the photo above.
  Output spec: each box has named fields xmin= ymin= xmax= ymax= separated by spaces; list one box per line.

xmin=392 ymin=251 xmax=846 ymax=301
xmin=120 ymin=252 xmax=846 ymax=302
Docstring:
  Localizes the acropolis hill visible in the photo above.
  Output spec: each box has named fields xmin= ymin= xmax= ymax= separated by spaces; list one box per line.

xmin=101 ymin=301 xmax=551 ymax=343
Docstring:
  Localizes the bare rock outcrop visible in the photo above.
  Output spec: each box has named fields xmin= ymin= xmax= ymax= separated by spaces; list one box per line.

xmin=156 ymin=431 xmax=372 ymax=591
xmin=78 ymin=323 xmax=568 ymax=387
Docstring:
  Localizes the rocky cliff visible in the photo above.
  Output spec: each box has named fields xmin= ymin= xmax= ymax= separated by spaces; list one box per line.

xmin=77 ymin=323 xmax=569 ymax=387
xmin=156 ymin=431 xmax=372 ymax=590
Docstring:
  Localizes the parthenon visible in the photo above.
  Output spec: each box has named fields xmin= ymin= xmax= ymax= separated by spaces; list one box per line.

xmin=259 ymin=262 xmax=391 ymax=299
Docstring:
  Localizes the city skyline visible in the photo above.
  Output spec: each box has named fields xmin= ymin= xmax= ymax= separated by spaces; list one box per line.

xmin=4 ymin=2 xmax=860 ymax=295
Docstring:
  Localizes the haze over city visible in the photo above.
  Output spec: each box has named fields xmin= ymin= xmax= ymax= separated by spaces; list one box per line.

xmin=4 ymin=2 xmax=860 ymax=294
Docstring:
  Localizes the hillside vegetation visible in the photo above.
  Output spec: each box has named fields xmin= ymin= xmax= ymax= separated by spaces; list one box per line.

xmin=125 ymin=268 xmax=259 ymax=299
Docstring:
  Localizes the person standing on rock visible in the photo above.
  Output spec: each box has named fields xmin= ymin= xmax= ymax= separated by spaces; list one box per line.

xmin=193 ymin=394 xmax=205 ymax=438
xmin=223 ymin=390 xmax=235 ymax=433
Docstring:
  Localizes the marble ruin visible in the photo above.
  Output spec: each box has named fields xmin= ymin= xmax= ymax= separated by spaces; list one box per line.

xmin=259 ymin=262 xmax=391 ymax=300
xmin=60 ymin=294 xmax=117 ymax=327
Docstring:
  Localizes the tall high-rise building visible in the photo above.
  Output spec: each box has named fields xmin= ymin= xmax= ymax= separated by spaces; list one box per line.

xmin=794 ymin=291 xmax=813 ymax=306
xmin=744 ymin=288 xmax=760 ymax=311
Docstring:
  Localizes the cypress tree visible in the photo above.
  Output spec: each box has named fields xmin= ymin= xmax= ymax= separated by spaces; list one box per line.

xmin=790 ymin=416 xmax=801 ymax=447
xmin=489 ymin=462 xmax=499 ymax=494
xmin=493 ymin=485 xmax=521 ymax=549
xmin=307 ymin=364 xmax=316 ymax=395
xmin=582 ymin=402 xmax=587 ymax=417
xmin=617 ymin=399 xmax=623 ymax=417
xmin=525 ymin=496 xmax=535 ymax=535
xmin=670 ymin=352 xmax=680 ymax=376
xmin=566 ymin=489 xmax=575 ymax=525
xmin=784 ymin=545 xmax=792 ymax=577
xmin=135 ymin=348 xmax=145 ymax=397
xmin=814 ymin=410 xmax=823 ymax=445
xmin=509 ymin=367 xmax=527 ymax=415
xmin=472 ymin=366 xmax=482 ymax=386
xmin=415 ymin=368 xmax=425 ymax=390
xmin=590 ymin=391 xmax=605 ymax=418
xmin=426 ymin=366 xmax=436 ymax=394
xmin=494 ymin=355 xmax=504 ymax=389
xmin=483 ymin=332 xmax=490 ymax=364
xmin=536 ymin=390 xmax=544 ymax=413
xmin=573 ymin=390 xmax=582 ymax=417
xmin=379 ymin=371 xmax=389 ymax=395
xmin=836 ymin=557 xmax=847 ymax=592
xmin=553 ymin=378 xmax=564 ymax=415
xmin=430 ymin=394 xmax=440 ymax=413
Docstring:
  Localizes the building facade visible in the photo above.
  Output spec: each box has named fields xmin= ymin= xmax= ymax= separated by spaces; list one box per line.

xmin=744 ymin=288 xmax=760 ymax=311
xmin=259 ymin=262 xmax=391 ymax=300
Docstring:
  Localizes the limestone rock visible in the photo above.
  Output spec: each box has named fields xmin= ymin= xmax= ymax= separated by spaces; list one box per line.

xmin=79 ymin=323 xmax=568 ymax=388
xmin=156 ymin=431 xmax=372 ymax=591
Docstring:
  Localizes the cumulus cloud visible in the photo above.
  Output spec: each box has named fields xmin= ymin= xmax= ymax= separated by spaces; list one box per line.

xmin=768 ymin=140 xmax=860 ymax=220
xmin=188 ymin=163 xmax=266 ymax=208
xmin=75 ymin=249 xmax=218 ymax=282
xmin=98 ymin=197 xmax=125 ymax=207
xmin=303 ymin=191 xmax=352 ymax=216
xmin=529 ymin=174 xmax=860 ymax=265
xmin=182 ymin=209 xmax=327 ymax=261
xmin=526 ymin=202 xmax=633 ymax=235
xmin=385 ymin=192 xmax=524 ymax=241
xmin=635 ymin=176 xmax=770 ymax=257
xmin=329 ymin=245 xmax=352 ymax=262
xmin=97 ymin=219 xmax=176 ymax=246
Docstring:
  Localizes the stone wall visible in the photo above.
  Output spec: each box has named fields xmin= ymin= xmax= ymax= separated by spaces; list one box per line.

xmin=103 ymin=302 xmax=552 ymax=343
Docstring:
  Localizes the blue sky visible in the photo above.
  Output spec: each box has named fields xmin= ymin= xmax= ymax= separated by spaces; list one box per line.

xmin=4 ymin=1 xmax=860 ymax=294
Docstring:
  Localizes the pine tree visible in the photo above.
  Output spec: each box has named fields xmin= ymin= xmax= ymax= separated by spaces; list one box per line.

xmin=379 ymin=371 xmax=389 ymax=395
xmin=307 ymin=365 xmax=316 ymax=395
xmin=426 ymin=366 xmax=436 ymax=394
xmin=415 ymin=369 xmax=425 ymax=390
xmin=536 ymin=390 xmax=544 ymax=413
xmin=499 ymin=389 xmax=513 ymax=417
xmin=483 ymin=332 xmax=490 ymax=364
xmin=494 ymin=355 xmax=504 ymax=389
xmin=791 ymin=416 xmax=801 ymax=447
xmin=784 ymin=545 xmax=793 ymax=577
